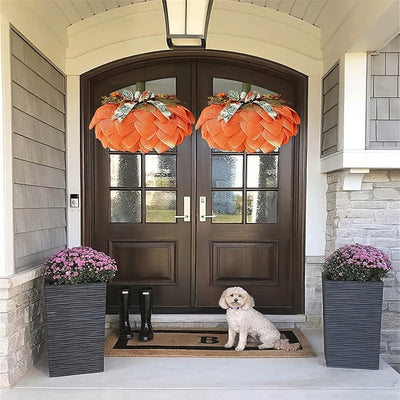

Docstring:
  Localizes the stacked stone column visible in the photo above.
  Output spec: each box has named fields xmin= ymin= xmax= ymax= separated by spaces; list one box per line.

xmin=0 ymin=271 xmax=46 ymax=387
xmin=325 ymin=169 xmax=400 ymax=371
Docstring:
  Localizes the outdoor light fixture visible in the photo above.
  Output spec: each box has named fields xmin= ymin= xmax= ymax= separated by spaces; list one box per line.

xmin=162 ymin=0 xmax=213 ymax=48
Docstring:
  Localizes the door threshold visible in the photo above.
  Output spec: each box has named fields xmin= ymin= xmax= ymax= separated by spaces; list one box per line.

xmin=106 ymin=314 xmax=306 ymax=329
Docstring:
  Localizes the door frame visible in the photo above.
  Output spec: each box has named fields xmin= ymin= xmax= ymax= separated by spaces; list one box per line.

xmin=81 ymin=50 xmax=308 ymax=314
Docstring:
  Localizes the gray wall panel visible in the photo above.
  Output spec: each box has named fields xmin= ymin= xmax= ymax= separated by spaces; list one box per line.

xmin=376 ymin=98 xmax=389 ymax=120
xmin=11 ymin=57 xmax=65 ymax=112
xmin=12 ymin=83 xmax=65 ymax=131
xmin=15 ymin=227 xmax=67 ymax=259
xmin=322 ymin=105 xmax=338 ymax=132
xmin=367 ymin=35 xmax=400 ymax=149
xmin=376 ymin=121 xmax=400 ymax=141
xmin=14 ymin=185 xmax=66 ymax=209
xmin=323 ymin=84 xmax=339 ymax=113
xmin=11 ymin=29 xmax=66 ymax=272
xmin=13 ymin=134 xmax=65 ymax=170
xmin=390 ymin=98 xmax=400 ymax=119
xmin=373 ymin=76 xmax=398 ymax=98
xmin=321 ymin=64 xmax=339 ymax=157
xmin=11 ymin=31 xmax=65 ymax=93
xmin=13 ymin=159 xmax=66 ymax=189
xmin=12 ymin=108 xmax=65 ymax=150
xmin=15 ymin=246 xmax=66 ymax=270
xmin=14 ymin=208 xmax=66 ymax=234
xmin=323 ymin=64 xmax=339 ymax=95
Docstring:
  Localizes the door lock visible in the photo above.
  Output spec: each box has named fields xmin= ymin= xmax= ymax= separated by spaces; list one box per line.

xmin=174 ymin=196 xmax=190 ymax=222
xmin=199 ymin=196 xmax=216 ymax=222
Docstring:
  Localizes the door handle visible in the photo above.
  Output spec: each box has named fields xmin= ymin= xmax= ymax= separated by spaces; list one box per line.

xmin=174 ymin=196 xmax=190 ymax=222
xmin=199 ymin=196 xmax=216 ymax=222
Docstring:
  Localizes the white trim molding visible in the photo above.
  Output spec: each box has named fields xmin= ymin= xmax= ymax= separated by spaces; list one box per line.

xmin=321 ymin=51 xmax=400 ymax=175
xmin=337 ymin=52 xmax=367 ymax=153
xmin=321 ymin=150 xmax=400 ymax=173
xmin=66 ymin=75 xmax=81 ymax=248
xmin=342 ymin=168 xmax=370 ymax=191
xmin=0 ymin=18 xmax=15 ymax=277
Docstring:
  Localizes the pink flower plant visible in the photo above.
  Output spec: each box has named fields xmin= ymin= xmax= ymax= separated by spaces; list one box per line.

xmin=323 ymin=243 xmax=392 ymax=282
xmin=44 ymin=246 xmax=117 ymax=285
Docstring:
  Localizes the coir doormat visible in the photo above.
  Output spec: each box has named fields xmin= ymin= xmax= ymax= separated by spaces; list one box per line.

xmin=105 ymin=329 xmax=315 ymax=358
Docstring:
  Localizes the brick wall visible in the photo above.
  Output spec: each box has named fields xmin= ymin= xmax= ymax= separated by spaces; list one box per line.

xmin=0 ymin=269 xmax=46 ymax=388
xmin=326 ymin=169 xmax=400 ymax=371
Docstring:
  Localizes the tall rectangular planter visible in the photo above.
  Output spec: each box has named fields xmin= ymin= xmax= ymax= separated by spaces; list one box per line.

xmin=45 ymin=282 xmax=107 ymax=377
xmin=322 ymin=276 xmax=383 ymax=370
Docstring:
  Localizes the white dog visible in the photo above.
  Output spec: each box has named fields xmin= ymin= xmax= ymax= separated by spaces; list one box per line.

xmin=219 ymin=286 xmax=300 ymax=352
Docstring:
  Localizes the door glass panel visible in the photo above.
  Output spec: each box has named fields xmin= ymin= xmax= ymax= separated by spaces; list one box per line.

xmin=212 ymin=191 xmax=242 ymax=223
xmin=119 ymin=78 xmax=176 ymax=95
xmin=247 ymin=155 xmax=278 ymax=188
xmin=110 ymin=190 xmax=141 ymax=223
xmin=108 ymin=78 xmax=178 ymax=225
xmin=146 ymin=191 xmax=176 ymax=223
xmin=145 ymin=155 xmax=177 ymax=187
xmin=247 ymin=191 xmax=278 ymax=223
xmin=212 ymin=78 xmax=279 ymax=96
xmin=212 ymin=155 xmax=243 ymax=188
xmin=249 ymin=83 xmax=279 ymax=96
xmin=110 ymin=154 xmax=141 ymax=187
xmin=211 ymin=78 xmax=280 ymax=225
xmin=213 ymin=78 xmax=243 ymax=95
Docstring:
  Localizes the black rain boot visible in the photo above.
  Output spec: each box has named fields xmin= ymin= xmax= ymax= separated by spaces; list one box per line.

xmin=139 ymin=287 xmax=154 ymax=342
xmin=119 ymin=287 xmax=133 ymax=339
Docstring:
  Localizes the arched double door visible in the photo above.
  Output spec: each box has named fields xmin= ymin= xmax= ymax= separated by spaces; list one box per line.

xmin=82 ymin=52 xmax=307 ymax=314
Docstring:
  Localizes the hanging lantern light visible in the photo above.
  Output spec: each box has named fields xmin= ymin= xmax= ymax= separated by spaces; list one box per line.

xmin=162 ymin=0 xmax=214 ymax=48
xmin=195 ymin=91 xmax=300 ymax=153
xmin=89 ymin=89 xmax=195 ymax=153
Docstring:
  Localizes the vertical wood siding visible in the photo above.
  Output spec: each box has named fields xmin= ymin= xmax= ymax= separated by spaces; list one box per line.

xmin=11 ymin=30 xmax=67 ymax=272
xmin=368 ymin=35 xmax=400 ymax=149
xmin=321 ymin=64 xmax=339 ymax=157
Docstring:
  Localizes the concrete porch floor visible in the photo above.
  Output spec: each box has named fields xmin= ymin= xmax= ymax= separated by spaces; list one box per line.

xmin=1 ymin=330 xmax=399 ymax=400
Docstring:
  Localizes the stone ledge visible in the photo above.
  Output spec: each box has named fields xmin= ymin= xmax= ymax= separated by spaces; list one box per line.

xmin=305 ymin=256 xmax=325 ymax=264
xmin=0 ymin=267 xmax=43 ymax=290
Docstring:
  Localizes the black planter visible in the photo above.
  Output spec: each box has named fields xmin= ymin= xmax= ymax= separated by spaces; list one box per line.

xmin=45 ymin=282 xmax=107 ymax=377
xmin=322 ymin=275 xmax=383 ymax=370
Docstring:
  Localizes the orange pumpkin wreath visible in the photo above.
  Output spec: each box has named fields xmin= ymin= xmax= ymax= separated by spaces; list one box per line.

xmin=195 ymin=91 xmax=300 ymax=153
xmin=89 ymin=90 xmax=195 ymax=153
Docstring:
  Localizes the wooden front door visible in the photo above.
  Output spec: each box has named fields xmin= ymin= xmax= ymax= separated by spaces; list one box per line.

xmin=82 ymin=52 xmax=307 ymax=314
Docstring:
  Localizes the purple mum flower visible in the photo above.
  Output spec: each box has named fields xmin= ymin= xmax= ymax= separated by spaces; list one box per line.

xmin=323 ymin=243 xmax=392 ymax=282
xmin=43 ymin=246 xmax=118 ymax=285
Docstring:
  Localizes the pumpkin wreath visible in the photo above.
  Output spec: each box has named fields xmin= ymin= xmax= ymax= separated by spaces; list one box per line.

xmin=89 ymin=89 xmax=195 ymax=153
xmin=195 ymin=91 xmax=300 ymax=153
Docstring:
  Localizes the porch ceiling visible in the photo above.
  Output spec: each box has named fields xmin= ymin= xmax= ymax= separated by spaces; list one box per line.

xmin=4 ymin=0 xmax=398 ymax=75
xmin=32 ymin=0 xmax=327 ymax=27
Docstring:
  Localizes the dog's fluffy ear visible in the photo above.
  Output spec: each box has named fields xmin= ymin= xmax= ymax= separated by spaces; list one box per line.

xmin=218 ymin=289 xmax=229 ymax=309
xmin=242 ymin=292 xmax=255 ymax=310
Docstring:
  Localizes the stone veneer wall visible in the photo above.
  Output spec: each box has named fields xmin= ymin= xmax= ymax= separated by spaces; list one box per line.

xmin=301 ymin=256 xmax=324 ymax=329
xmin=0 ymin=268 xmax=46 ymax=388
xmin=326 ymin=169 xmax=400 ymax=371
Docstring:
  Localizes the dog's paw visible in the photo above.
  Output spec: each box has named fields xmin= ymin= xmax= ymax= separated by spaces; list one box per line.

xmin=273 ymin=339 xmax=301 ymax=351
xmin=287 ymin=343 xmax=301 ymax=351
xmin=235 ymin=345 xmax=245 ymax=351
xmin=224 ymin=343 xmax=233 ymax=349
